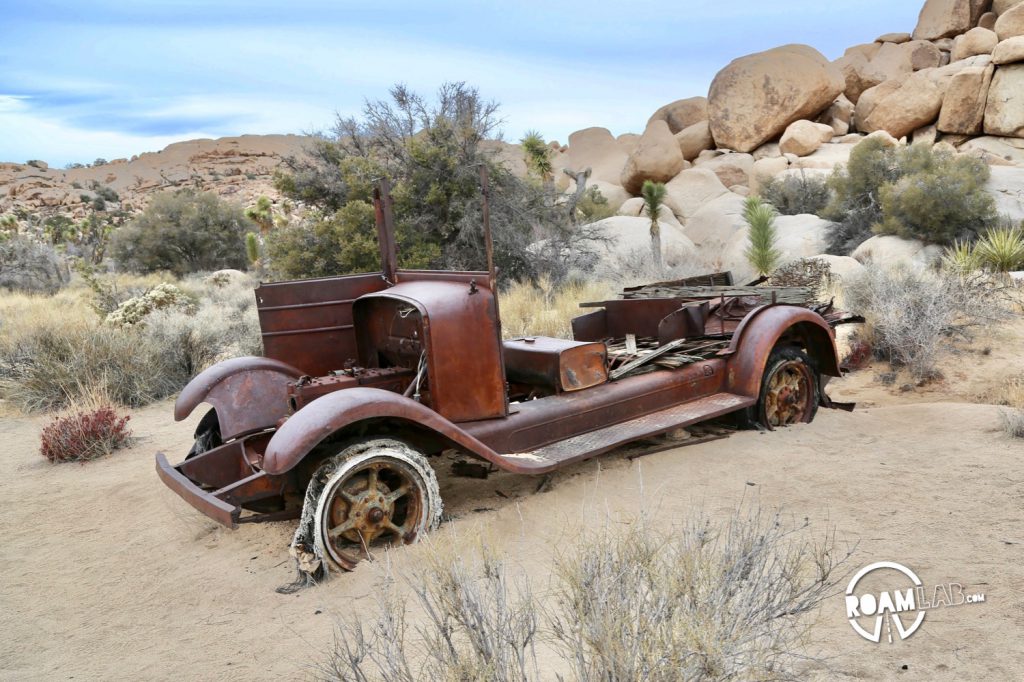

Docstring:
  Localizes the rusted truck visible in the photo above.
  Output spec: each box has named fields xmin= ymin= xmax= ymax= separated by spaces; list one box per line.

xmin=157 ymin=178 xmax=853 ymax=577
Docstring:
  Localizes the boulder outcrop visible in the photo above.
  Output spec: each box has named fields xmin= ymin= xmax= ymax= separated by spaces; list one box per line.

xmin=620 ymin=120 xmax=686 ymax=195
xmin=708 ymin=45 xmax=845 ymax=153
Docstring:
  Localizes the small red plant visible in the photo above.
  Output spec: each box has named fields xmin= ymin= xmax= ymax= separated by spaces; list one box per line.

xmin=39 ymin=405 xmax=133 ymax=463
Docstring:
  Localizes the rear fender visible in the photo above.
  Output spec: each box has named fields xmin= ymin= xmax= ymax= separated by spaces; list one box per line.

xmin=722 ymin=305 xmax=840 ymax=399
xmin=174 ymin=356 xmax=303 ymax=440
xmin=261 ymin=387 xmax=503 ymax=476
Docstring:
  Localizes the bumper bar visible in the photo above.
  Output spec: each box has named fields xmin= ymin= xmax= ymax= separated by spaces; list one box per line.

xmin=155 ymin=452 xmax=240 ymax=528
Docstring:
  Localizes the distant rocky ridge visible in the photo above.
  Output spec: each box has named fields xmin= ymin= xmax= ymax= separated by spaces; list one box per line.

xmin=3 ymin=0 xmax=1024 ymax=281
xmin=0 ymin=134 xmax=308 ymax=221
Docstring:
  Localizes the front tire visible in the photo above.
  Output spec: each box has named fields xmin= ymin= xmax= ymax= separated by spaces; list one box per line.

xmin=310 ymin=439 xmax=442 ymax=572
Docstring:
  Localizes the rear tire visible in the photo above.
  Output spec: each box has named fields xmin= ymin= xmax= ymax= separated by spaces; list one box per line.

xmin=741 ymin=347 xmax=820 ymax=430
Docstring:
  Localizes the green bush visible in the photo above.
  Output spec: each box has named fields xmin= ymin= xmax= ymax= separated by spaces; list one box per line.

xmin=112 ymin=190 xmax=249 ymax=275
xmin=265 ymin=201 xmax=440 ymax=280
xmin=824 ymin=140 xmax=995 ymax=253
xmin=576 ymin=185 xmax=615 ymax=223
xmin=759 ymin=172 xmax=830 ymax=216
xmin=877 ymin=151 xmax=994 ymax=244
xmin=273 ymin=82 xmax=583 ymax=283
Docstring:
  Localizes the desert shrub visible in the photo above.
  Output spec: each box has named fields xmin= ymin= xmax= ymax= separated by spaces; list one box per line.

xmin=549 ymin=507 xmax=850 ymax=681
xmin=844 ymin=266 xmax=1011 ymax=380
xmin=104 ymin=283 xmax=196 ymax=327
xmin=265 ymin=201 xmax=438 ymax=280
xmin=823 ymin=137 xmax=901 ymax=253
xmin=320 ymin=505 xmax=850 ymax=682
xmin=593 ymin=246 xmax=707 ymax=288
xmin=93 ymin=185 xmax=119 ymax=203
xmin=0 ymin=276 xmax=261 ymax=412
xmin=1001 ymin=409 xmax=1024 ymax=439
xmin=759 ymin=172 xmax=830 ymax=216
xmin=322 ymin=546 xmax=538 ymax=682
xmin=575 ymin=185 xmax=615 ymax=223
xmin=39 ymin=402 xmax=132 ymax=463
xmin=768 ymin=258 xmax=834 ymax=301
xmin=0 ymin=235 xmax=69 ymax=294
xmin=876 ymin=151 xmax=995 ymax=244
xmin=274 ymin=82 xmax=584 ymax=283
xmin=112 ymin=189 xmax=248 ymax=275
xmin=743 ymin=196 xmax=781 ymax=277
xmin=824 ymin=140 xmax=995 ymax=254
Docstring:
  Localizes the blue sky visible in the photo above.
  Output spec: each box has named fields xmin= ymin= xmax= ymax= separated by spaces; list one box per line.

xmin=0 ymin=1 xmax=921 ymax=166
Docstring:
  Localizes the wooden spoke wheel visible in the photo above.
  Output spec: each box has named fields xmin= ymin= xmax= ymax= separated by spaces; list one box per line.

xmin=313 ymin=441 xmax=442 ymax=572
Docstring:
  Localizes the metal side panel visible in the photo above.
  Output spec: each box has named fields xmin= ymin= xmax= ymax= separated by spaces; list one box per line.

xmin=255 ymin=273 xmax=388 ymax=376
xmin=495 ymin=392 xmax=754 ymax=474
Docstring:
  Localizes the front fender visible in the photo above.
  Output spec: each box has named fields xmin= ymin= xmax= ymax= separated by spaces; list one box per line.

xmin=261 ymin=387 xmax=503 ymax=476
xmin=722 ymin=305 xmax=840 ymax=399
xmin=174 ymin=356 xmax=303 ymax=440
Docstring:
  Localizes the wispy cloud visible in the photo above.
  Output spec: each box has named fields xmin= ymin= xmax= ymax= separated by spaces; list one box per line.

xmin=0 ymin=1 xmax=921 ymax=166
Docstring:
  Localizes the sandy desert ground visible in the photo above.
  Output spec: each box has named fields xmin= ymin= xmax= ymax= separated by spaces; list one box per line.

xmin=2 ymin=344 xmax=1023 ymax=680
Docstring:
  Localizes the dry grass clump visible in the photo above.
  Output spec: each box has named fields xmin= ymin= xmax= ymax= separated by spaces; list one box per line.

xmin=843 ymin=266 xmax=1011 ymax=381
xmin=1001 ymin=409 xmax=1024 ymax=439
xmin=320 ymin=505 xmax=851 ymax=682
xmin=39 ymin=392 xmax=133 ymax=463
xmin=322 ymin=543 xmax=539 ymax=682
xmin=548 ymin=507 xmax=850 ymax=681
xmin=500 ymin=277 xmax=614 ymax=339
xmin=0 ymin=272 xmax=262 ymax=412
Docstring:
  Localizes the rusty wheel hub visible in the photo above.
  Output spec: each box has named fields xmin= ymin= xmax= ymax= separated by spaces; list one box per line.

xmin=764 ymin=360 xmax=813 ymax=428
xmin=322 ymin=459 xmax=424 ymax=570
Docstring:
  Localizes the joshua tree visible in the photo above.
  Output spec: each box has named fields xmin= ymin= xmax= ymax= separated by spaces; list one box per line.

xmin=743 ymin=196 xmax=782 ymax=277
xmin=245 ymin=231 xmax=263 ymax=276
xmin=641 ymin=180 xmax=667 ymax=267
xmin=245 ymin=196 xmax=275 ymax=235
xmin=522 ymin=130 xmax=556 ymax=211
xmin=521 ymin=130 xmax=553 ymax=183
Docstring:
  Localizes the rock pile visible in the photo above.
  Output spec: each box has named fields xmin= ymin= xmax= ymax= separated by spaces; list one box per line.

xmin=546 ymin=0 xmax=1024 ymax=278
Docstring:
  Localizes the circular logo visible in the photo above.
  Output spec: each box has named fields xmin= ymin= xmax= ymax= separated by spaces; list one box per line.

xmin=845 ymin=561 xmax=925 ymax=643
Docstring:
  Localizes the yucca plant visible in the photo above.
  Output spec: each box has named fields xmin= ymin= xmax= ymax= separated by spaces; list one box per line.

xmin=520 ymin=130 xmax=553 ymax=183
xmin=245 ymin=231 xmax=262 ymax=275
xmin=743 ymin=196 xmax=782 ymax=277
xmin=942 ymin=239 xmax=981 ymax=276
xmin=975 ymin=225 xmax=1024 ymax=273
xmin=245 ymin=196 xmax=275 ymax=235
xmin=641 ymin=180 xmax=667 ymax=267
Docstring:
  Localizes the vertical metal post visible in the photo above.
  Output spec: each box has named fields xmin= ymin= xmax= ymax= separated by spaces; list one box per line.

xmin=373 ymin=178 xmax=398 ymax=285
xmin=479 ymin=164 xmax=508 ymax=415
xmin=479 ymin=165 xmax=496 ymax=293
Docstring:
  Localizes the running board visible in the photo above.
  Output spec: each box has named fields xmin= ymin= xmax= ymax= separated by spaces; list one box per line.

xmin=497 ymin=392 xmax=754 ymax=474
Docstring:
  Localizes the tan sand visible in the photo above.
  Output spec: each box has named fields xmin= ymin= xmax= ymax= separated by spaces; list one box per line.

xmin=1 ymin=390 xmax=1021 ymax=680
